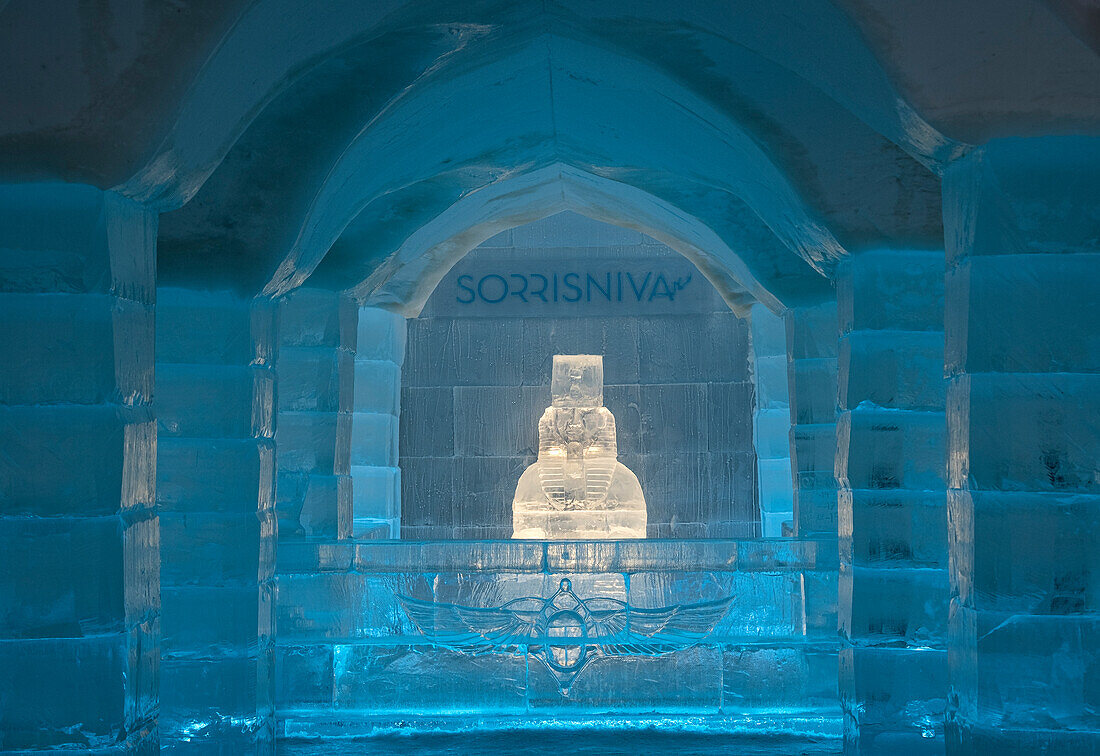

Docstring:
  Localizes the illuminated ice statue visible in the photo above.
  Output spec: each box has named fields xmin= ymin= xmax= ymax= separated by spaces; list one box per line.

xmin=512 ymin=355 xmax=647 ymax=539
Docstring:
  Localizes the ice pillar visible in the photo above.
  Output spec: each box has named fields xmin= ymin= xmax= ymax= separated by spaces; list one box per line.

xmin=836 ymin=251 xmax=948 ymax=753
xmin=275 ymin=289 xmax=357 ymax=539
xmin=786 ymin=302 xmax=839 ymax=537
xmin=786 ymin=302 xmax=840 ymax=636
xmin=350 ymin=307 xmax=405 ymax=539
xmin=943 ymin=137 xmax=1100 ymax=753
xmin=750 ymin=304 xmax=794 ymax=537
xmin=156 ymin=289 xmax=277 ymax=751
xmin=0 ymin=184 xmax=159 ymax=751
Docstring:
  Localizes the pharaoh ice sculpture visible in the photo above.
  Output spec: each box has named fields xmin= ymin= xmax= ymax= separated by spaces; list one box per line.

xmin=512 ymin=355 xmax=647 ymax=539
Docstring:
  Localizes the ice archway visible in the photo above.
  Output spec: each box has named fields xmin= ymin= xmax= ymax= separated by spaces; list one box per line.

xmin=113 ymin=0 xmax=962 ymax=210
xmin=258 ymin=33 xmax=850 ymax=297
xmin=344 ymin=164 xmax=798 ymax=317
xmin=152 ymin=4 xmax=950 ymax=299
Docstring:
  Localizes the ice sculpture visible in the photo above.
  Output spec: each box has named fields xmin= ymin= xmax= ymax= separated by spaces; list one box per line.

xmin=512 ymin=355 xmax=646 ymax=538
xmin=399 ymin=577 xmax=733 ymax=692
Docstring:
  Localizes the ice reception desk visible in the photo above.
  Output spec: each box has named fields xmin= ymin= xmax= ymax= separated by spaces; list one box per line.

xmin=274 ymin=538 xmax=840 ymax=738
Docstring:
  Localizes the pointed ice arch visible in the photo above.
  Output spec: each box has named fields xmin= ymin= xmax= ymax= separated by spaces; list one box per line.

xmin=320 ymin=164 xmax=832 ymax=317
xmin=258 ymin=34 xmax=849 ymax=300
xmin=112 ymin=0 xmax=961 ymax=211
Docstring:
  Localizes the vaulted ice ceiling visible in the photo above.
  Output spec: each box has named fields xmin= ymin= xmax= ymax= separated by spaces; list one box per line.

xmin=1 ymin=0 xmax=1097 ymax=309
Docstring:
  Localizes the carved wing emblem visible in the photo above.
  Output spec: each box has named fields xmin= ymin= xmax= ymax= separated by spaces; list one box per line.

xmin=399 ymin=595 xmax=546 ymax=650
xmin=399 ymin=578 xmax=732 ymax=693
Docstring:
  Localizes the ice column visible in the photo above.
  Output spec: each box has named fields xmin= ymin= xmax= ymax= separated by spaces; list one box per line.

xmin=156 ymin=289 xmax=277 ymax=750
xmin=0 ymin=185 xmax=159 ymax=750
xmin=786 ymin=302 xmax=839 ymax=537
xmin=350 ymin=307 xmax=405 ymax=539
xmin=835 ymin=251 xmax=948 ymax=753
xmin=750 ymin=304 xmax=794 ymax=537
xmin=942 ymin=137 xmax=1100 ymax=753
xmin=275 ymin=289 xmax=357 ymax=539
xmin=785 ymin=302 xmax=840 ymax=636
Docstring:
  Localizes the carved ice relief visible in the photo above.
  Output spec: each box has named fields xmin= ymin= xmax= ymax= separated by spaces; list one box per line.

xmin=399 ymin=578 xmax=732 ymax=693
xmin=513 ymin=355 xmax=647 ymax=539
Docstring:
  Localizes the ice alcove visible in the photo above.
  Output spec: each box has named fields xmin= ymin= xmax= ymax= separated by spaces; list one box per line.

xmin=398 ymin=211 xmax=783 ymax=540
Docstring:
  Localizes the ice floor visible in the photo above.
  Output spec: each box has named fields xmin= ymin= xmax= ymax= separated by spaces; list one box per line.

xmin=278 ymin=731 xmax=841 ymax=756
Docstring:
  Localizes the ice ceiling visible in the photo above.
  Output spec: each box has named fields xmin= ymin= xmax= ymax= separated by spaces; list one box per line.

xmin=1 ymin=0 xmax=1096 ymax=310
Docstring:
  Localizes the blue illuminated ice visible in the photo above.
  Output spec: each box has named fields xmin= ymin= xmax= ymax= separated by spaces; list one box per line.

xmin=512 ymin=355 xmax=646 ymax=538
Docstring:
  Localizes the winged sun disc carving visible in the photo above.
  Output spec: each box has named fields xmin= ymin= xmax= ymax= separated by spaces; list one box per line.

xmin=398 ymin=578 xmax=733 ymax=693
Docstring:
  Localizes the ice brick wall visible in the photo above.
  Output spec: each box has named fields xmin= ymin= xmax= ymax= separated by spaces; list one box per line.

xmin=350 ymin=307 xmax=405 ymax=538
xmin=750 ymin=305 xmax=794 ymax=537
xmin=400 ymin=212 xmax=758 ymax=539
xmin=784 ymin=303 xmax=840 ymax=665
xmin=0 ymin=185 xmax=159 ymax=751
xmin=276 ymin=289 xmax=358 ymax=539
xmin=786 ymin=302 xmax=838 ymax=538
xmin=156 ymin=289 xmax=278 ymax=751
xmin=942 ymin=137 xmax=1100 ymax=754
xmin=835 ymin=251 xmax=948 ymax=754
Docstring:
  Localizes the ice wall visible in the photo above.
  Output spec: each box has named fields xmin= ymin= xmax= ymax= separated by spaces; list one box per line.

xmin=942 ymin=137 xmax=1100 ymax=753
xmin=784 ymin=303 xmax=840 ymax=655
xmin=350 ymin=307 xmax=405 ymax=538
xmin=400 ymin=212 xmax=758 ymax=539
xmin=0 ymin=184 xmax=159 ymax=751
xmin=275 ymin=289 xmax=358 ymax=539
xmin=156 ymin=288 xmax=277 ymax=750
xmin=835 ymin=251 xmax=948 ymax=753
xmin=275 ymin=295 xmax=403 ymax=540
xmin=785 ymin=303 xmax=839 ymax=539
xmin=749 ymin=305 xmax=794 ymax=536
